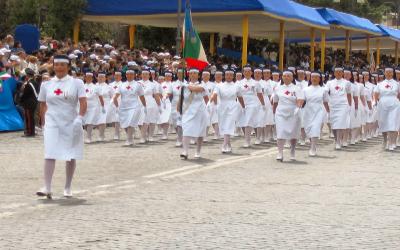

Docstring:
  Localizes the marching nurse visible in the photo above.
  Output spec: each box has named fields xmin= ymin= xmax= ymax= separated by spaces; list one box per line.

xmin=37 ymin=54 xmax=87 ymax=198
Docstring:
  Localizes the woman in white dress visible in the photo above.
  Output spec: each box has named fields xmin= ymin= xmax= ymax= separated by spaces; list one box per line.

xmin=374 ymin=67 xmax=400 ymax=151
xmin=203 ymin=70 xmax=219 ymax=141
xmin=37 ymin=55 xmax=87 ymax=199
xmin=109 ymin=71 xmax=123 ymax=140
xmin=326 ymin=67 xmax=352 ymax=150
xmin=302 ymin=71 xmax=330 ymax=156
xmin=139 ymin=69 xmax=162 ymax=143
xmin=346 ymin=70 xmax=360 ymax=145
xmin=158 ymin=72 xmax=173 ymax=140
xmin=113 ymin=70 xmax=146 ymax=146
xmin=357 ymin=72 xmax=372 ymax=142
xmin=261 ymin=68 xmax=275 ymax=143
xmin=273 ymin=70 xmax=305 ymax=161
xmin=254 ymin=68 xmax=269 ymax=144
xmin=97 ymin=72 xmax=114 ymax=141
xmin=210 ymin=69 xmax=245 ymax=153
xmin=363 ymin=71 xmax=376 ymax=139
xmin=178 ymin=68 xmax=209 ymax=159
xmin=83 ymin=72 xmax=105 ymax=144
xmin=234 ymin=71 xmax=243 ymax=137
xmin=170 ymin=69 xmax=185 ymax=147
xmin=295 ymin=68 xmax=309 ymax=145
xmin=238 ymin=65 xmax=266 ymax=148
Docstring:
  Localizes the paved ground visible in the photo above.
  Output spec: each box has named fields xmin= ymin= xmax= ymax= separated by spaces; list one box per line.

xmin=0 ymin=128 xmax=399 ymax=249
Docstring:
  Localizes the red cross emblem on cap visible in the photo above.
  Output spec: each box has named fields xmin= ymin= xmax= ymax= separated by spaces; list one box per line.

xmin=54 ymin=88 xmax=63 ymax=96
xmin=284 ymin=90 xmax=291 ymax=96
xmin=126 ymin=85 xmax=131 ymax=90
xmin=385 ymin=84 xmax=391 ymax=89
xmin=335 ymin=85 xmax=341 ymax=91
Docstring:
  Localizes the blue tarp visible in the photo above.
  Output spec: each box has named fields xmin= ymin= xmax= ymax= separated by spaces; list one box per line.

xmin=317 ymin=8 xmax=382 ymax=35
xmin=0 ymin=77 xmax=24 ymax=132
xmin=378 ymin=24 xmax=400 ymax=42
xmin=85 ymin=0 xmax=329 ymax=28
xmin=14 ymin=24 xmax=40 ymax=54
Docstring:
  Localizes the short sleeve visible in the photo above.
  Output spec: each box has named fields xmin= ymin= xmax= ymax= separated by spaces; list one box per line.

xmin=295 ymin=86 xmax=304 ymax=100
xmin=37 ymin=82 xmax=47 ymax=102
xmin=76 ymin=80 xmax=86 ymax=98
xmin=115 ymin=85 xmax=121 ymax=95
xmin=212 ymin=85 xmax=220 ymax=96
xmin=323 ymin=89 xmax=329 ymax=102
xmin=255 ymin=82 xmax=262 ymax=93
xmin=345 ymin=82 xmax=352 ymax=94
xmin=136 ymin=84 xmax=145 ymax=96
xmin=236 ymin=85 xmax=242 ymax=97
xmin=373 ymin=84 xmax=380 ymax=94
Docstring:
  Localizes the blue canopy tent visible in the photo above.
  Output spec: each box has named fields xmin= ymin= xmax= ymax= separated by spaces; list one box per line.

xmin=81 ymin=0 xmax=330 ymax=69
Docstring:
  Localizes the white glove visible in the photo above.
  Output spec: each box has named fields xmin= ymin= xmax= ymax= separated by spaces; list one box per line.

xmin=294 ymin=107 xmax=300 ymax=116
xmin=101 ymin=107 xmax=106 ymax=114
xmin=72 ymin=116 xmax=83 ymax=134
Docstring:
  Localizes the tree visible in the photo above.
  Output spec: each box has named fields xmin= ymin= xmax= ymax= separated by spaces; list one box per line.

xmin=0 ymin=0 xmax=86 ymax=39
xmin=295 ymin=0 xmax=392 ymax=23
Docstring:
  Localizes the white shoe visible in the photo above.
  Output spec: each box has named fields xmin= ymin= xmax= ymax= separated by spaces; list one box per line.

xmin=84 ymin=138 xmax=92 ymax=144
xmin=389 ymin=145 xmax=395 ymax=151
xmin=284 ymin=143 xmax=290 ymax=148
xmin=264 ymin=139 xmax=271 ymax=143
xmin=190 ymin=139 xmax=196 ymax=145
xmin=213 ymin=136 xmax=219 ymax=140
xmin=276 ymin=154 xmax=283 ymax=162
xmin=63 ymin=189 xmax=73 ymax=198
xmin=329 ymin=132 xmax=334 ymax=138
xmin=254 ymin=139 xmax=261 ymax=145
xmin=124 ymin=140 xmax=134 ymax=146
xmin=98 ymin=137 xmax=105 ymax=142
xmin=309 ymin=150 xmax=316 ymax=157
xmin=243 ymin=143 xmax=250 ymax=148
xmin=113 ymin=135 xmax=120 ymax=140
xmin=299 ymin=139 xmax=305 ymax=146
xmin=175 ymin=141 xmax=182 ymax=147
xmin=335 ymin=144 xmax=341 ymax=150
xmin=194 ymin=153 xmax=201 ymax=158
xmin=148 ymin=137 xmax=155 ymax=142
xmin=225 ymin=146 xmax=232 ymax=153
xmin=161 ymin=135 xmax=168 ymax=140
xmin=139 ymin=139 xmax=146 ymax=144
xmin=203 ymin=138 xmax=208 ymax=143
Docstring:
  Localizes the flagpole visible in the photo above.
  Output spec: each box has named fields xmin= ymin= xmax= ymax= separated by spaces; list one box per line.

xmin=176 ymin=0 xmax=182 ymax=56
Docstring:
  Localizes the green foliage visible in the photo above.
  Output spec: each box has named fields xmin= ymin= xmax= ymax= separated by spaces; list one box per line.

xmin=0 ymin=0 xmax=86 ymax=39
xmin=295 ymin=0 xmax=393 ymax=23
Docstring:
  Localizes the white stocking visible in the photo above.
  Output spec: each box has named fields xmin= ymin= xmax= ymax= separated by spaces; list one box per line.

xmin=65 ymin=159 xmax=76 ymax=191
xmin=44 ymin=159 xmax=55 ymax=192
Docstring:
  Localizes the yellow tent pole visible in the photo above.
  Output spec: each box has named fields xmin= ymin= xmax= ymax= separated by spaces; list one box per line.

xmin=320 ymin=30 xmax=326 ymax=72
xmin=279 ymin=21 xmax=285 ymax=71
xmin=395 ymin=41 xmax=399 ymax=65
xmin=210 ymin=33 xmax=215 ymax=55
xmin=310 ymin=28 xmax=315 ymax=71
xmin=345 ymin=30 xmax=350 ymax=63
xmin=366 ymin=35 xmax=370 ymax=64
xmin=241 ymin=15 xmax=249 ymax=67
xmin=73 ymin=20 xmax=80 ymax=46
xmin=376 ymin=38 xmax=381 ymax=67
xmin=129 ymin=25 xmax=136 ymax=49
